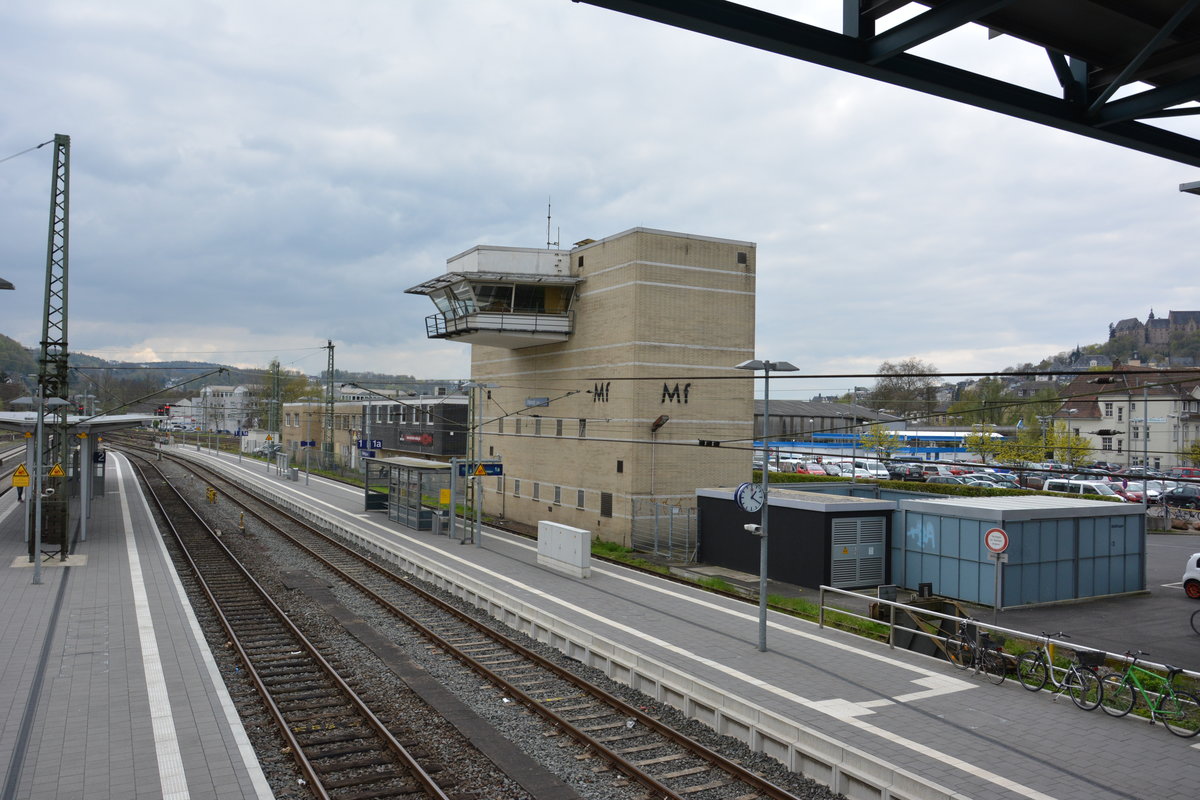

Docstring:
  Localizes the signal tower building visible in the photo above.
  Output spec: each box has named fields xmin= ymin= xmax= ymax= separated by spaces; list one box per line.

xmin=406 ymin=227 xmax=756 ymax=546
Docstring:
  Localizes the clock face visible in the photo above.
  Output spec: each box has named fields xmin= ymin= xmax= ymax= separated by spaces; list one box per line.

xmin=735 ymin=481 xmax=764 ymax=512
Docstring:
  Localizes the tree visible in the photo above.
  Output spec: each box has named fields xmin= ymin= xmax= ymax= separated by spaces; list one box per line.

xmin=1186 ymin=440 xmax=1200 ymax=468
xmin=859 ymin=424 xmax=903 ymax=460
xmin=1052 ymin=422 xmax=1091 ymax=468
xmin=946 ymin=377 xmax=1009 ymax=425
xmin=1014 ymin=385 xmax=1064 ymax=430
xmin=963 ymin=426 xmax=1001 ymax=463
xmin=994 ymin=431 xmax=1047 ymax=466
xmin=865 ymin=359 xmax=941 ymax=418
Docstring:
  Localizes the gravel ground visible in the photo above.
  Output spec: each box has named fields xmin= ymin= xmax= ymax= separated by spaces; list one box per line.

xmin=150 ymin=454 xmax=844 ymax=800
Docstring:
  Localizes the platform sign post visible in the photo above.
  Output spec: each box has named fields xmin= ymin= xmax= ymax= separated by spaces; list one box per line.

xmin=985 ymin=527 xmax=1009 ymax=623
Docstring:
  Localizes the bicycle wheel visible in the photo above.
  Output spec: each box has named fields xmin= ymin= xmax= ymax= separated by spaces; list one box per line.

xmin=1157 ymin=690 xmax=1200 ymax=738
xmin=1191 ymin=609 xmax=1200 ymax=636
xmin=946 ymin=635 xmax=973 ymax=670
xmin=1065 ymin=667 xmax=1102 ymax=711
xmin=1100 ymin=674 xmax=1135 ymax=716
xmin=981 ymin=648 xmax=1008 ymax=685
xmin=1016 ymin=651 xmax=1048 ymax=691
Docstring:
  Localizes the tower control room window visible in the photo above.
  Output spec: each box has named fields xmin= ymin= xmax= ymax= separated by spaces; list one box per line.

xmin=475 ymin=283 xmax=513 ymax=312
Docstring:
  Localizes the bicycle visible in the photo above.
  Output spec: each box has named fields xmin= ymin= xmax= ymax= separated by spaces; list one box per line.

xmin=1014 ymin=631 xmax=1103 ymax=710
xmin=1099 ymin=650 xmax=1200 ymax=737
xmin=944 ymin=617 xmax=1007 ymax=685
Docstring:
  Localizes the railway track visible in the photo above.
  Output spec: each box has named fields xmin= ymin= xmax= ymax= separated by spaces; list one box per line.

xmin=124 ymin=442 xmax=812 ymax=800
xmin=128 ymin=452 xmax=458 ymax=800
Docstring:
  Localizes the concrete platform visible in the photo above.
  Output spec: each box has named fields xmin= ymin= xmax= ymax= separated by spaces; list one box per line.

xmin=0 ymin=454 xmax=272 ymax=800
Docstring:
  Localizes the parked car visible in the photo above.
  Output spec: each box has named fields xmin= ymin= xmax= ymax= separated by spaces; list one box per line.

xmin=1016 ymin=471 xmax=1052 ymax=490
xmin=1184 ymin=553 xmax=1200 ymax=599
xmin=1133 ymin=480 xmax=1177 ymax=503
xmin=925 ymin=475 xmax=967 ymax=486
xmin=920 ymin=464 xmax=954 ymax=478
xmin=1162 ymin=484 xmax=1200 ymax=509
xmin=965 ymin=473 xmax=1020 ymax=489
xmin=1166 ymin=467 xmax=1200 ymax=480
xmin=1112 ymin=485 xmax=1144 ymax=503
xmin=1042 ymin=478 xmax=1127 ymax=500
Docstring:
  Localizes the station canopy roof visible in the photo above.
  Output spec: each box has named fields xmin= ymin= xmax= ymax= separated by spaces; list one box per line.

xmin=0 ymin=412 xmax=157 ymax=438
xmin=577 ymin=0 xmax=1200 ymax=166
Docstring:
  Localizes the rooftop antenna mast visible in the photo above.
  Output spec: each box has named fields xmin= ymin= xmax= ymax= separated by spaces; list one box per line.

xmin=546 ymin=197 xmax=559 ymax=250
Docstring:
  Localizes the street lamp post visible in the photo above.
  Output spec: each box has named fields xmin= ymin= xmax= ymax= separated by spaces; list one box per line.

xmin=736 ymin=358 xmax=798 ymax=652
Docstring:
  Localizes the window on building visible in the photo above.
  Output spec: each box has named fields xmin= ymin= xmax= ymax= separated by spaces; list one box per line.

xmin=533 ymin=482 xmax=540 ymax=500
xmin=553 ymin=485 xmax=561 ymax=505
xmin=1133 ymin=426 xmax=1140 ymax=440
xmin=498 ymin=419 xmax=504 ymax=435
xmin=617 ymin=460 xmax=624 ymax=474
xmin=600 ymin=492 xmax=613 ymax=518
xmin=1101 ymin=437 xmax=1113 ymax=451
xmin=556 ymin=418 xmax=563 ymax=437
xmin=513 ymin=479 xmax=520 ymax=497
xmin=1117 ymin=439 xmax=1123 ymax=453
xmin=576 ymin=489 xmax=585 ymax=509
xmin=496 ymin=476 xmax=504 ymax=494
xmin=515 ymin=419 xmax=522 ymax=435
xmin=535 ymin=418 xmax=542 ymax=436
xmin=1103 ymin=402 xmax=1113 ymax=417
xmin=578 ymin=418 xmax=586 ymax=438
xmin=1117 ymin=406 xmax=1123 ymax=422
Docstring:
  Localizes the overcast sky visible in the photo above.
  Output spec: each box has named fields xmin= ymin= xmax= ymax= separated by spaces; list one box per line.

xmin=2 ymin=1 xmax=1198 ymax=401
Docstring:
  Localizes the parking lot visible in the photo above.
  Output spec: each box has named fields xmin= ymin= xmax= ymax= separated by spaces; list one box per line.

xmin=997 ymin=530 xmax=1200 ymax=672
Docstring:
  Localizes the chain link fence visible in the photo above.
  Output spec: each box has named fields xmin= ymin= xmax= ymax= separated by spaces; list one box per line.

xmin=630 ymin=498 xmax=698 ymax=563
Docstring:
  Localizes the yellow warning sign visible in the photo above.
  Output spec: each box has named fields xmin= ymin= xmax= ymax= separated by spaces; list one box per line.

xmin=473 ymin=464 xmax=487 ymax=476
xmin=77 ymin=432 xmax=88 ymax=439
xmin=12 ymin=464 xmax=29 ymax=488
xmin=48 ymin=463 xmax=66 ymax=478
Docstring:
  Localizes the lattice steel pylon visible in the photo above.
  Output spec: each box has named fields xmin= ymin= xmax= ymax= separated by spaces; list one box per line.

xmin=34 ymin=133 xmax=71 ymax=562
xmin=324 ymin=340 xmax=335 ymax=469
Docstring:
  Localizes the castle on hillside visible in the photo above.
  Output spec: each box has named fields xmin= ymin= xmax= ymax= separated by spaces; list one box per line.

xmin=1109 ymin=310 xmax=1200 ymax=346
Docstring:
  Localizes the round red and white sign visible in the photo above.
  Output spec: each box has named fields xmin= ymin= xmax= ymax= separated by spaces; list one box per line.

xmin=984 ymin=527 xmax=1009 ymax=553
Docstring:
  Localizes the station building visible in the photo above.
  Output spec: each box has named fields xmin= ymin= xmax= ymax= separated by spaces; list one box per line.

xmin=407 ymin=227 xmax=757 ymax=547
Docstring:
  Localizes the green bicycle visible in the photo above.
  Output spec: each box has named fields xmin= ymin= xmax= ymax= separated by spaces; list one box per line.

xmin=1099 ymin=650 xmax=1200 ymax=737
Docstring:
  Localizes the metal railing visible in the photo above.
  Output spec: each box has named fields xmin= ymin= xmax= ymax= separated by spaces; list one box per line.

xmin=425 ymin=310 xmax=574 ymax=338
xmin=816 ymin=584 xmax=1200 ymax=683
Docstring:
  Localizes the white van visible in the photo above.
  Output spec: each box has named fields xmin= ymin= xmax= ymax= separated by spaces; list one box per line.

xmin=1042 ymin=479 xmax=1125 ymax=499
xmin=835 ymin=459 xmax=890 ymax=480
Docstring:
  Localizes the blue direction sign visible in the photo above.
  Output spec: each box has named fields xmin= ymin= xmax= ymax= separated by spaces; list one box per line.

xmin=356 ymin=439 xmax=383 ymax=449
xmin=300 ymin=440 xmax=317 ymax=447
xmin=457 ymin=462 xmax=504 ymax=477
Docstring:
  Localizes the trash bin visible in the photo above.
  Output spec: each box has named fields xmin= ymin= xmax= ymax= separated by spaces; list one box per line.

xmin=289 ymin=468 xmax=299 ymax=481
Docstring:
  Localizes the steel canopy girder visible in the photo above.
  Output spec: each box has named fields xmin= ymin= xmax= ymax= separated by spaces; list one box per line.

xmin=573 ymin=0 xmax=1200 ymax=167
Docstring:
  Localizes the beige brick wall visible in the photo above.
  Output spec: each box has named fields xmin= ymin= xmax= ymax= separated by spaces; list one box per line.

xmin=470 ymin=228 xmax=756 ymax=546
